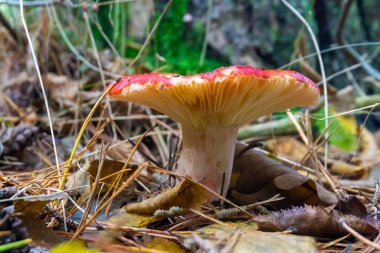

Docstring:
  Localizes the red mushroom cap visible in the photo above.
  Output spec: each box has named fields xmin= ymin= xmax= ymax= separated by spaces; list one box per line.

xmin=108 ymin=66 xmax=320 ymax=129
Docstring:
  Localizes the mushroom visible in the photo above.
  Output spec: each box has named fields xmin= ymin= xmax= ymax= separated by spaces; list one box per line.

xmin=108 ymin=66 xmax=320 ymax=199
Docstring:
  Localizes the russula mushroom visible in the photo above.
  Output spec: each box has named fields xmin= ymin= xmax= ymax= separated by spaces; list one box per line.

xmin=108 ymin=66 xmax=320 ymax=199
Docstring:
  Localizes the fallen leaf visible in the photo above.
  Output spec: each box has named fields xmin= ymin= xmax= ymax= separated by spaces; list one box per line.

xmin=265 ymin=137 xmax=308 ymax=162
xmin=44 ymin=73 xmax=79 ymax=108
xmin=108 ymin=211 xmax=160 ymax=228
xmin=66 ymin=159 xmax=138 ymax=195
xmin=226 ymin=230 xmax=316 ymax=253
xmin=14 ymin=200 xmax=64 ymax=247
xmin=252 ymin=205 xmax=378 ymax=237
xmin=230 ymin=143 xmax=338 ymax=208
xmin=87 ymin=160 xmax=133 ymax=193
xmin=107 ymin=141 xmax=146 ymax=164
xmin=352 ymin=127 xmax=379 ymax=168
xmin=125 ymin=179 xmax=208 ymax=216
xmin=266 ymin=137 xmax=370 ymax=179
xmin=329 ymin=160 xmax=367 ymax=179
xmin=14 ymin=199 xmax=48 ymax=214
xmin=145 ymin=238 xmax=186 ymax=253
xmin=198 ymin=221 xmax=257 ymax=234
xmin=192 ymin=224 xmax=316 ymax=253
xmin=50 ymin=241 xmax=99 ymax=253
xmin=313 ymin=109 xmax=357 ymax=152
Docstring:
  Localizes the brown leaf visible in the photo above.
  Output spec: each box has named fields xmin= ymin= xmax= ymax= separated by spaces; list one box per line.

xmin=252 ymin=205 xmax=378 ymax=237
xmin=265 ymin=137 xmax=309 ymax=162
xmin=230 ymin=143 xmax=338 ymax=208
xmin=87 ymin=160 xmax=133 ymax=193
xmin=106 ymin=142 xmax=145 ymax=164
xmin=66 ymin=160 xmax=138 ymax=195
xmin=14 ymin=200 xmax=64 ymax=247
xmin=266 ymin=137 xmax=369 ymax=179
xmin=352 ymin=127 xmax=379 ymax=168
xmin=108 ymin=211 xmax=160 ymax=228
xmin=44 ymin=73 xmax=79 ymax=107
xmin=329 ymin=160 xmax=367 ymax=179
xmin=126 ymin=179 xmax=208 ymax=215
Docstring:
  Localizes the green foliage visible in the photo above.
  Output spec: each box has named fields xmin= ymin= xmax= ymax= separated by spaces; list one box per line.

xmin=91 ymin=1 xmax=226 ymax=74
xmin=91 ymin=1 xmax=129 ymax=56
xmin=154 ymin=0 xmax=227 ymax=74
xmin=148 ymin=0 xmax=227 ymax=74
xmin=313 ymin=108 xmax=357 ymax=152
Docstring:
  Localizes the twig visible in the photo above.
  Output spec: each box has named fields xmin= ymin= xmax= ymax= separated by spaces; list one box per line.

xmin=339 ymin=217 xmax=380 ymax=250
xmin=70 ymin=127 xmax=154 ymax=240
xmin=316 ymin=60 xmax=370 ymax=86
xmin=281 ymin=0 xmax=329 ymax=169
xmin=147 ymin=166 xmax=254 ymax=218
xmin=287 ymin=110 xmax=308 ymax=145
xmin=190 ymin=208 xmax=236 ymax=229
xmin=281 ymin=42 xmax=380 ymax=69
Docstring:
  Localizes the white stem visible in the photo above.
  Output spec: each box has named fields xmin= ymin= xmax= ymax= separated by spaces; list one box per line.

xmin=177 ymin=126 xmax=238 ymax=199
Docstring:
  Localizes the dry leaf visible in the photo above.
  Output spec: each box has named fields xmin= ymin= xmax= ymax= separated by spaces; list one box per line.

xmin=107 ymin=141 xmax=145 ymax=164
xmin=198 ymin=222 xmax=257 ymax=234
xmin=266 ymin=137 xmax=368 ymax=179
xmin=87 ymin=160 xmax=134 ymax=193
xmin=252 ymin=205 xmax=378 ymax=237
xmin=231 ymin=143 xmax=338 ymax=208
xmin=44 ymin=73 xmax=79 ymax=107
xmin=14 ymin=200 xmax=64 ymax=247
xmin=66 ymin=160 xmax=138 ymax=195
xmin=145 ymin=238 xmax=187 ymax=253
xmin=108 ymin=211 xmax=160 ymax=228
xmin=265 ymin=137 xmax=309 ymax=162
xmin=126 ymin=179 xmax=208 ymax=215
xmin=193 ymin=224 xmax=316 ymax=253
xmin=14 ymin=199 xmax=48 ymax=214
xmin=329 ymin=160 xmax=367 ymax=179
xmin=352 ymin=127 xmax=379 ymax=168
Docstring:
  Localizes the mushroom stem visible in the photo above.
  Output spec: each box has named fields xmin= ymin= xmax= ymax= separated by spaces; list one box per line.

xmin=177 ymin=126 xmax=239 ymax=199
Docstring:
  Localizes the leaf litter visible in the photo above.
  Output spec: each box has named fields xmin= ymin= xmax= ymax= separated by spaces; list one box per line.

xmin=1 ymin=2 xmax=380 ymax=253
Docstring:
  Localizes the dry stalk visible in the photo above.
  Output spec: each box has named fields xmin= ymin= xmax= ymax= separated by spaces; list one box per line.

xmin=338 ymin=217 xmax=380 ymax=251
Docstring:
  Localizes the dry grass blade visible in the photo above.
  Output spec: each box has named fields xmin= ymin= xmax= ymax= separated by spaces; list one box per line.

xmin=76 ymin=142 xmax=109 ymax=231
xmin=128 ymin=0 xmax=173 ymax=68
xmin=71 ymin=125 xmax=155 ymax=240
xmin=338 ymin=218 xmax=380 ymax=251
xmin=57 ymin=82 xmax=117 ymax=193
xmin=281 ymin=0 xmax=329 ymax=168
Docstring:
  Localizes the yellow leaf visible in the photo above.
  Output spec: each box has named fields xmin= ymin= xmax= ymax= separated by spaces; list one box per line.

xmin=108 ymin=212 xmax=160 ymax=228
xmin=125 ymin=179 xmax=207 ymax=216
xmin=50 ymin=241 xmax=99 ymax=253
xmin=145 ymin=238 xmax=186 ymax=253
xmin=198 ymin=221 xmax=257 ymax=234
